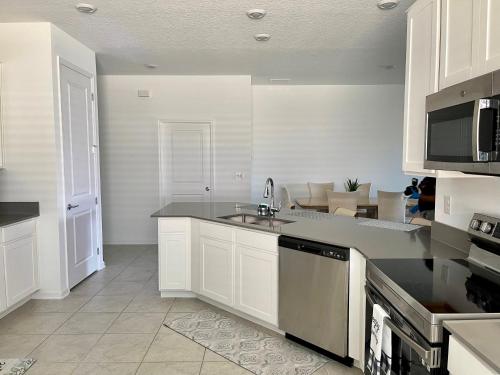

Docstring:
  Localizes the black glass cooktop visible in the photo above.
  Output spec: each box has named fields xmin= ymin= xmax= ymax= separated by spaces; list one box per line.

xmin=370 ymin=258 xmax=500 ymax=314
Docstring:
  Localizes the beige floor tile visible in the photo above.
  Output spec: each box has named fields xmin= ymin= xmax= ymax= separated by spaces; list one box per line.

xmin=55 ymin=312 xmax=119 ymax=334
xmin=70 ymin=279 xmax=108 ymax=296
xmin=0 ymin=312 xmax=71 ymax=334
xmin=0 ymin=334 xmax=47 ymax=357
xmin=107 ymin=312 xmax=165 ymax=333
xmin=124 ymin=294 xmax=174 ymax=313
xmin=85 ymin=333 xmax=155 ymax=362
xmin=203 ymin=349 xmax=227 ymax=362
xmin=26 ymin=362 xmax=79 ymax=375
xmin=97 ymin=281 xmax=146 ymax=296
xmin=313 ymin=362 xmax=364 ymax=375
xmin=27 ymin=295 xmax=91 ymax=313
xmin=73 ymin=362 xmax=140 ymax=375
xmin=169 ymin=298 xmax=211 ymax=313
xmin=136 ymin=362 xmax=202 ymax=375
xmin=200 ymin=361 xmax=253 ymax=375
xmin=143 ymin=326 xmax=205 ymax=362
xmin=115 ymin=266 xmax=154 ymax=282
xmin=30 ymin=334 xmax=101 ymax=362
xmin=79 ymin=295 xmax=133 ymax=313
xmin=139 ymin=279 xmax=161 ymax=296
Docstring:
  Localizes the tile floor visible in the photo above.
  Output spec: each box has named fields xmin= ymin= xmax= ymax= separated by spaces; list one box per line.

xmin=0 ymin=245 xmax=362 ymax=375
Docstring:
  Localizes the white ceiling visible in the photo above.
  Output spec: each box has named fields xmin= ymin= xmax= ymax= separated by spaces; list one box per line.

xmin=0 ymin=0 xmax=415 ymax=84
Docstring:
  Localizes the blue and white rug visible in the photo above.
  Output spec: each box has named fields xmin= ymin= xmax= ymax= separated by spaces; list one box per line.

xmin=0 ymin=359 xmax=35 ymax=375
xmin=164 ymin=309 xmax=328 ymax=375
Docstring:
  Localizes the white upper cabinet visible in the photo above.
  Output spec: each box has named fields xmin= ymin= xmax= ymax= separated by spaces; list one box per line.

xmin=402 ymin=0 xmax=440 ymax=175
xmin=439 ymin=0 xmax=475 ymax=89
xmin=474 ymin=0 xmax=500 ymax=76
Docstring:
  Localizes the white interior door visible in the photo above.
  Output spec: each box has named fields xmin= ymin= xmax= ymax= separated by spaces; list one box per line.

xmin=60 ymin=63 xmax=98 ymax=289
xmin=159 ymin=121 xmax=213 ymax=205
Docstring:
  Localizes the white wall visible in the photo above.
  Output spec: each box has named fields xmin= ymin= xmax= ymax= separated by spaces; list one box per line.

xmin=98 ymin=75 xmax=252 ymax=245
xmin=251 ymin=85 xmax=411 ymax=202
xmin=435 ymin=177 xmax=500 ymax=230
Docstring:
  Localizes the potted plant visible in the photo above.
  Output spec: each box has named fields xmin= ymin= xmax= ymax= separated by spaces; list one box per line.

xmin=345 ymin=178 xmax=360 ymax=192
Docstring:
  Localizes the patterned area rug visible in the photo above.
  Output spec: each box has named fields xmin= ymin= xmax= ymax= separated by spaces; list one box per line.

xmin=164 ymin=309 xmax=328 ymax=375
xmin=0 ymin=359 xmax=35 ymax=375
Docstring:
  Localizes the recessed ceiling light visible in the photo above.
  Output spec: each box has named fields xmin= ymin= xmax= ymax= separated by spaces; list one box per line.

xmin=247 ymin=9 xmax=266 ymax=20
xmin=254 ymin=33 xmax=271 ymax=42
xmin=75 ymin=3 xmax=97 ymax=13
xmin=145 ymin=64 xmax=158 ymax=69
xmin=377 ymin=0 xmax=399 ymax=10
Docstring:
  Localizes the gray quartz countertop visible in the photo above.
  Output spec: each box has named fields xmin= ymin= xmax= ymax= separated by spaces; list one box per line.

xmin=0 ymin=202 xmax=40 ymax=228
xmin=444 ymin=320 xmax=500 ymax=373
xmin=151 ymin=202 xmax=470 ymax=260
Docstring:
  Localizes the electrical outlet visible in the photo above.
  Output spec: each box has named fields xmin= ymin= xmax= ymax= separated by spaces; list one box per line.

xmin=444 ymin=195 xmax=451 ymax=215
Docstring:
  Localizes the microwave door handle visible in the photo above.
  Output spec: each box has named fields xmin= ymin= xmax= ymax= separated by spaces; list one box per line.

xmin=472 ymin=99 xmax=500 ymax=161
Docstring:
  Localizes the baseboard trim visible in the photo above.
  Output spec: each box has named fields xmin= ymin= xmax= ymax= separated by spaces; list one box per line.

xmin=160 ymin=290 xmax=196 ymax=298
xmin=0 ymin=295 xmax=34 ymax=319
xmin=33 ymin=288 xmax=70 ymax=300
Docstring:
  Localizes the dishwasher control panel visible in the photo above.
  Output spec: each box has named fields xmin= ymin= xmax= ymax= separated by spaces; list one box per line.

xmin=279 ymin=235 xmax=349 ymax=261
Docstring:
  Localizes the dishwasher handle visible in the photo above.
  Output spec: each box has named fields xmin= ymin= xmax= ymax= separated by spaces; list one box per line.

xmin=278 ymin=236 xmax=350 ymax=261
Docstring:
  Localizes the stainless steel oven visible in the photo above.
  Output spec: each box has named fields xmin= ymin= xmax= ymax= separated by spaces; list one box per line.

xmin=424 ymin=72 xmax=500 ymax=175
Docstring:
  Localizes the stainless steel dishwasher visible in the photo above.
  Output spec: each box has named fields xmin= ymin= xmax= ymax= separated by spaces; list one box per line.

xmin=278 ymin=235 xmax=350 ymax=361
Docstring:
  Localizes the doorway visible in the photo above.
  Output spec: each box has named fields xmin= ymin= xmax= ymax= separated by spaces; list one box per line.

xmin=159 ymin=121 xmax=213 ymax=206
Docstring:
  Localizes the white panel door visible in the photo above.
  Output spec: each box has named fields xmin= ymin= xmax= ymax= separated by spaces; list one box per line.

xmin=3 ymin=236 xmax=38 ymax=307
xmin=60 ymin=63 xmax=98 ymax=289
xmin=474 ymin=0 xmax=500 ymax=76
xmin=200 ymin=236 xmax=234 ymax=306
xmin=159 ymin=122 xmax=212 ymax=205
xmin=440 ymin=0 xmax=475 ymax=88
xmin=402 ymin=0 xmax=439 ymax=176
xmin=235 ymin=244 xmax=278 ymax=325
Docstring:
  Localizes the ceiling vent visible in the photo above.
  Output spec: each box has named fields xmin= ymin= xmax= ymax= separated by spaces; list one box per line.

xmin=247 ymin=9 xmax=267 ymax=19
xmin=377 ymin=0 xmax=399 ymax=10
xmin=75 ymin=3 xmax=98 ymax=13
xmin=254 ymin=33 xmax=271 ymax=42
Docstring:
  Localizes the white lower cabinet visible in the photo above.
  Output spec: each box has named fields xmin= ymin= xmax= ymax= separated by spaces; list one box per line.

xmin=447 ymin=335 xmax=496 ymax=375
xmin=200 ymin=236 xmax=234 ymax=306
xmin=235 ymin=243 xmax=278 ymax=325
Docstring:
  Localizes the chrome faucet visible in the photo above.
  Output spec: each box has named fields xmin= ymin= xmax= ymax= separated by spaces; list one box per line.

xmin=263 ymin=177 xmax=281 ymax=216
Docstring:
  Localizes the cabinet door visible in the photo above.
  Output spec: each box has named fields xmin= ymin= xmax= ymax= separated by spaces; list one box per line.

xmin=448 ymin=336 xmax=496 ymax=375
xmin=402 ymin=0 xmax=439 ymax=175
xmin=474 ymin=0 xmax=500 ymax=76
xmin=440 ymin=0 xmax=475 ymax=88
xmin=3 ymin=236 xmax=38 ymax=307
xmin=200 ymin=236 xmax=234 ymax=306
xmin=159 ymin=233 xmax=189 ymax=290
xmin=0 ymin=246 xmax=6 ymax=312
xmin=235 ymin=244 xmax=278 ymax=325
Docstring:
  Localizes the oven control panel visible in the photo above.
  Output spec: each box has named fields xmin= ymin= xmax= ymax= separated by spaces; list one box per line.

xmin=469 ymin=213 xmax=500 ymax=242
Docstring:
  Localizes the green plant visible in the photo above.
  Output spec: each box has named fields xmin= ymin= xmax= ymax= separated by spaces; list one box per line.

xmin=345 ymin=178 xmax=360 ymax=192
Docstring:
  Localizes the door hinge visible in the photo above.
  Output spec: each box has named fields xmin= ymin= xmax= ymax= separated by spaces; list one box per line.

xmin=97 ymin=247 xmax=100 ymax=255
xmin=95 ymin=197 xmax=98 ymax=205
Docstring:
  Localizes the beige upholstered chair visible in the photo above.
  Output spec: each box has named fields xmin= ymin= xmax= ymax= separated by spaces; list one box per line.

xmin=357 ymin=183 xmax=371 ymax=201
xmin=377 ymin=191 xmax=406 ymax=223
xmin=333 ymin=207 xmax=357 ymax=217
xmin=410 ymin=217 xmax=432 ymax=226
xmin=327 ymin=191 xmax=360 ymax=214
xmin=308 ymin=182 xmax=334 ymax=199
xmin=282 ymin=184 xmax=310 ymax=209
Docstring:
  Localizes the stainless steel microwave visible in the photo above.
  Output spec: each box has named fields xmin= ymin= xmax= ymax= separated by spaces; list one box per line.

xmin=424 ymin=71 xmax=500 ymax=175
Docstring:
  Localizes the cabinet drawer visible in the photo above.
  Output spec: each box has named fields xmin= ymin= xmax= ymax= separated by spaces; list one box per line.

xmin=1 ymin=220 xmax=36 ymax=243
xmin=235 ymin=229 xmax=278 ymax=253
xmin=200 ymin=221 xmax=233 ymax=242
xmin=159 ymin=218 xmax=189 ymax=234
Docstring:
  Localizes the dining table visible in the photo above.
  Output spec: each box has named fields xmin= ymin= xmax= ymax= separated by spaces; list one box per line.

xmin=295 ymin=197 xmax=418 ymax=218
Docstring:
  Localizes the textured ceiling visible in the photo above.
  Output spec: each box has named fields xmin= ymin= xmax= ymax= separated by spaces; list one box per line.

xmin=0 ymin=0 xmax=415 ymax=84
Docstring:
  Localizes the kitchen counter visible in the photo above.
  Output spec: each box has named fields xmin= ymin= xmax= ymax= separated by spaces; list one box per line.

xmin=444 ymin=320 xmax=500 ymax=373
xmin=151 ymin=202 xmax=469 ymax=260
xmin=0 ymin=202 xmax=40 ymax=227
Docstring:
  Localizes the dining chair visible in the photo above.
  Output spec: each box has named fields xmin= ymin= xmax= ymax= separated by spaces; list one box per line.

xmin=308 ymin=182 xmax=334 ymax=200
xmin=282 ymin=184 xmax=310 ymax=209
xmin=377 ymin=190 xmax=406 ymax=223
xmin=333 ymin=207 xmax=357 ymax=217
xmin=327 ymin=191 xmax=360 ymax=213
xmin=410 ymin=217 xmax=432 ymax=226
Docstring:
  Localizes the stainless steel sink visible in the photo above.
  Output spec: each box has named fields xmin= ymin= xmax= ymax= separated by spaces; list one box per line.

xmin=218 ymin=214 xmax=294 ymax=227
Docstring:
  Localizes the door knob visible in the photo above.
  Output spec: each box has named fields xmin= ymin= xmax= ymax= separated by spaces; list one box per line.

xmin=67 ymin=204 xmax=80 ymax=210
xmin=205 ymin=187 xmax=210 ymax=191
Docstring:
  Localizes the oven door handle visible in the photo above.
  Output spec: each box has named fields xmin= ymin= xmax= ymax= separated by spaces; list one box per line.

xmin=365 ymin=286 xmax=441 ymax=369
